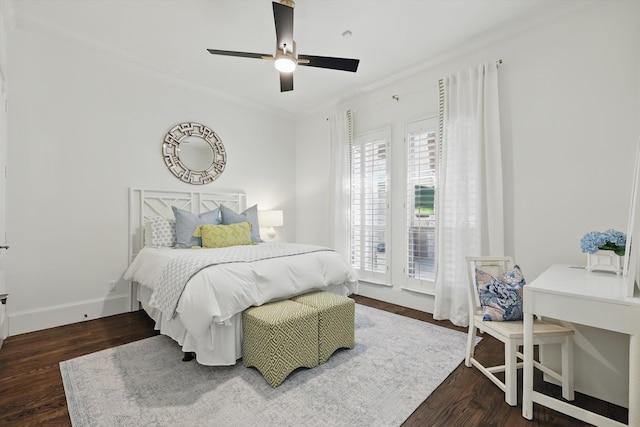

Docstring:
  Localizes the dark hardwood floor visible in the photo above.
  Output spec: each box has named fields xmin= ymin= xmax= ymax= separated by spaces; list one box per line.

xmin=0 ymin=295 xmax=628 ymax=426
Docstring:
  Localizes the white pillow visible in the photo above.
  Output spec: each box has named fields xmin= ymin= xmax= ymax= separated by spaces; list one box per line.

xmin=144 ymin=216 xmax=176 ymax=247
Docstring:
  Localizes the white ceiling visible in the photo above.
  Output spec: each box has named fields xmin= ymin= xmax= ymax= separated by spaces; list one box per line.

xmin=8 ymin=0 xmax=580 ymax=117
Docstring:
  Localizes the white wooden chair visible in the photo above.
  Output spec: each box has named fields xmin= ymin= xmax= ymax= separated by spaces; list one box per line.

xmin=465 ymin=256 xmax=575 ymax=406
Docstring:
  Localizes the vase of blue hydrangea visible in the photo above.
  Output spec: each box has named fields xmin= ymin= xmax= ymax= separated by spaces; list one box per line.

xmin=580 ymin=229 xmax=627 ymax=275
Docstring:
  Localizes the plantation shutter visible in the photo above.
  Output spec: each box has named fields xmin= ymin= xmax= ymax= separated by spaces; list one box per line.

xmin=351 ymin=128 xmax=390 ymax=283
xmin=405 ymin=118 xmax=438 ymax=287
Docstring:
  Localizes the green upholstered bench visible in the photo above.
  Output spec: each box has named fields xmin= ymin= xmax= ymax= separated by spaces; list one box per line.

xmin=290 ymin=291 xmax=355 ymax=364
xmin=242 ymin=299 xmax=319 ymax=387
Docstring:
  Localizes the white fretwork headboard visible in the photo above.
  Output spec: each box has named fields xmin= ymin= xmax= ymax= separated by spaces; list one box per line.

xmin=128 ymin=188 xmax=246 ymax=262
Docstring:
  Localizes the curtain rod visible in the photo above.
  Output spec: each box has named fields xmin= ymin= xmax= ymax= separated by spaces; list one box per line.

xmin=326 ymin=59 xmax=504 ymax=115
xmin=437 ymin=59 xmax=503 ymax=86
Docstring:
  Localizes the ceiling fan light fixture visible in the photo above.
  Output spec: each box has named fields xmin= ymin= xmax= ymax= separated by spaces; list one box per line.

xmin=207 ymin=2 xmax=360 ymax=91
xmin=275 ymin=56 xmax=296 ymax=72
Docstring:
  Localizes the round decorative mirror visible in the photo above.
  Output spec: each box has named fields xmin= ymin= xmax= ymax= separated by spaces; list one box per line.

xmin=162 ymin=122 xmax=226 ymax=185
xmin=178 ymin=136 xmax=215 ymax=172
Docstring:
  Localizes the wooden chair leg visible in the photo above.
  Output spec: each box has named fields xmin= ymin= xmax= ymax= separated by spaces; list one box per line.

xmin=561 ymin=336 xmax=575 ymax=401
xmin=505 ymin=340 xmax=518 ymax=406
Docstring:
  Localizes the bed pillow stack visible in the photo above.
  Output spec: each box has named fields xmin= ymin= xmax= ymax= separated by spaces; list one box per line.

xmin=144 ymin=204 xmax=263 ymax=249
xmin=220 ymin=204 xmax=263 ymax=243
xmin=172 ymin=206 xmax=221 ymax=249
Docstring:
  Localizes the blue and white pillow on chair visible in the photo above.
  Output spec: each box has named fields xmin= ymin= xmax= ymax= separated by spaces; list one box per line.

xmin=475 ymin=265 xmax=526 ymax=321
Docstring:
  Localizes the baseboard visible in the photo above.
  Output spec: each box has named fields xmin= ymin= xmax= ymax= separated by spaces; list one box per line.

xmin=8 ymin=294 xmax=132 ymax=336
xmin=356 ymin=282 xmax=435 ymax=313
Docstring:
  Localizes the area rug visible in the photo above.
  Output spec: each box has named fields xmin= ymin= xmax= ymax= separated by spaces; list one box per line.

xmin=61 ymin=304 xmax=472 ymax=427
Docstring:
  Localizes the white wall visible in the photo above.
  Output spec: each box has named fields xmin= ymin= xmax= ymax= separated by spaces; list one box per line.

xmin=505 ymin=3 xmax=640 ymax=278
xmin=295 ymin=113 xmax=332 ymax=247
xmin=297 ymin=1 xmax=640 ymax=308
xmin=6 ymin=27 xmax=296 ymax=334
xmin=296 ymin=1 xmax=640 ymax=405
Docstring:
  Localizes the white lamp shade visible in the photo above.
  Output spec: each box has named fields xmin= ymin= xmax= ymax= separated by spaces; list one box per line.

xmin=258 ymin=210 xmax=284 ymax=228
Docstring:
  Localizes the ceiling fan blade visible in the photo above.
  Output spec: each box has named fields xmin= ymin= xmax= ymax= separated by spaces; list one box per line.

xmin=297 ymin=54 xmax=360 ymax=72
xmin=272 ymin=2 xmax=294 ymax=51
xmin=207 ymin=49 xmax=272 ymax=60
xmin=279 ymin=72 xmax=293 ymax=92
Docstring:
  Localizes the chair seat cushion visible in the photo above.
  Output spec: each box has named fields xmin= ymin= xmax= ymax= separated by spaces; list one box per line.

xmin=475 ymin=265 xmax=525 ymax=321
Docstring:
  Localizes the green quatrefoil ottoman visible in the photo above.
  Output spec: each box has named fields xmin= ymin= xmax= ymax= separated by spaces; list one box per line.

xmin=242 ymin=300 xmax=319 ymax=387
xmin=290 ymin=291 xmax=355 ymax=364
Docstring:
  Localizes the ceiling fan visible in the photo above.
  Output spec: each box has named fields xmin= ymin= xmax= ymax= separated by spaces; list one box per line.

xmin=207 ymin=0 xmax=360 ymax=92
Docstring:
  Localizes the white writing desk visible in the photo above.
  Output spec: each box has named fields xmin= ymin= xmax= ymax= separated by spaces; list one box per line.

xmin=523 ymin=264 xmax=640 ymax=427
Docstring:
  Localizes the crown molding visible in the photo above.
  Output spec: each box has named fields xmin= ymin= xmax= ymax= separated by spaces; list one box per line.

xmin=298 ymin=0 xmax=598 ymax=121
xmin=358 ymin=1 xmax=595 ymax=96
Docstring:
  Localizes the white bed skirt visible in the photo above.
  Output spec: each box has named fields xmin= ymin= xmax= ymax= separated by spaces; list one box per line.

xmin=138 ymin=285 xmax=242 ymax=365
xmin=137 ymin=283 xmax=350 ymax=366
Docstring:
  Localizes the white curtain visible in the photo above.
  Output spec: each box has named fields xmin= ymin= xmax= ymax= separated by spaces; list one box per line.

xmin=329 ymin=111 xmax=352 ymax=257
xmin=434 ymin=62 xmax=505 ymax=327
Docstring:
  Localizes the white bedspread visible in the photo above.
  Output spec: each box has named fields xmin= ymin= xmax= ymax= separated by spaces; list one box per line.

xmin=124 ymin=243 xmax=358 ymax=339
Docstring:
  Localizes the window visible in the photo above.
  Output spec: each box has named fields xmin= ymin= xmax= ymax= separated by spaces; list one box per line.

xmin=405 ymin=118 xmax=438 ymax=289
xmin=350 ymin=128 xmax=390 ymax=283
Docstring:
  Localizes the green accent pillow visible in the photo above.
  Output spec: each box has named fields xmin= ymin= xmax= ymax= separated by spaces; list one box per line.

xmin=192 ymin=222 xmax=255 ymax=249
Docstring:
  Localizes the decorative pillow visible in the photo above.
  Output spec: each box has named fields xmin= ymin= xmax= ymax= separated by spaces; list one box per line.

xmin=144 ymin=216 xmax=176 ymax=247
xmin=220 ymin=204 xmax=262 ymax=243
xmin=172 ymin=206 xmax=221 ymax=249
xmin=193 ymin=222 xmax=255 ymax=249
xmin=475 ymin=265 xmax=526 ymax=321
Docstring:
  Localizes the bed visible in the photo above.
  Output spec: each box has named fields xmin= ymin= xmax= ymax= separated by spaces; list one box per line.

xmin=124 ymin=188 xmax=358 ymax=366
